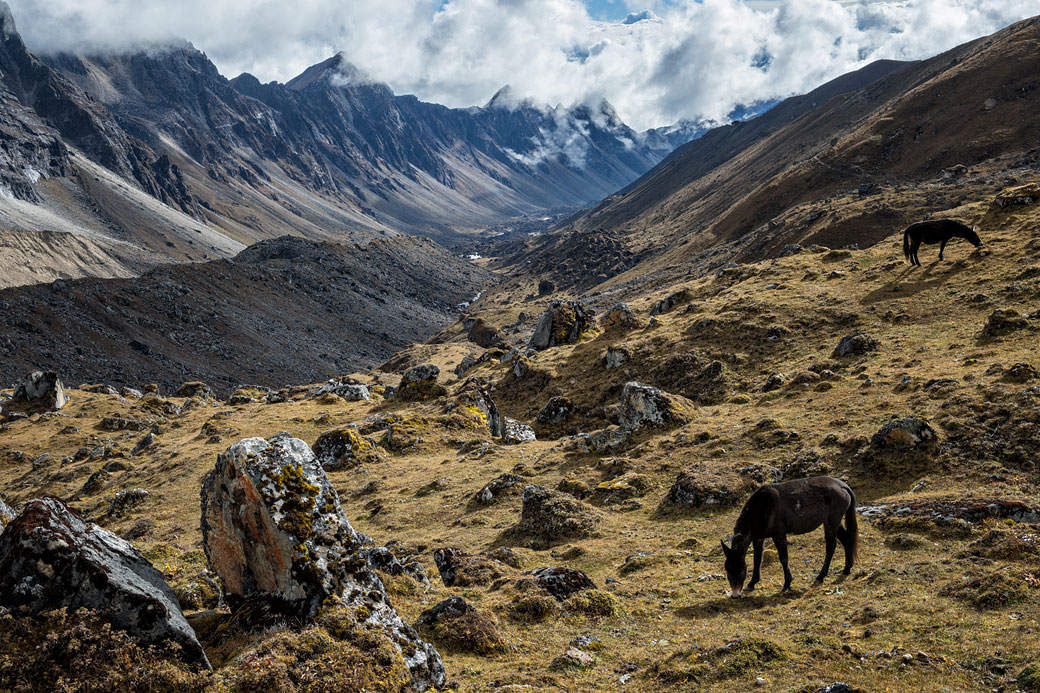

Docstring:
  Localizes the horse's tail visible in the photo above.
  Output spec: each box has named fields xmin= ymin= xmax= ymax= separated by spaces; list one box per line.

xmin=844 ymin=486 xmax=859 ymax=564
xmin=902 ymin=228 xmax=911 ymax=263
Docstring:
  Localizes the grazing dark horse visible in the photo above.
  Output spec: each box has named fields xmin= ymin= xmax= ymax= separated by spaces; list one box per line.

xmin=721 ymin=476 xmax=857 ymax=597
xmin=902 ymin=219 xmax=982 ymax=266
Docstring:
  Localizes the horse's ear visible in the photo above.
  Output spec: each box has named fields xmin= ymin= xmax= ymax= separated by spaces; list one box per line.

xmin=720 ymin=539 xmax=731 ymax=554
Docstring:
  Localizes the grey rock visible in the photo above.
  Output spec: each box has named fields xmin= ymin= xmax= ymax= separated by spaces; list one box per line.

xmin=0 ymin=497 xmax=207 ymax=665
xmin=200 ymin=433 xmax=444 ymax=689
xmin=871 ymin=416 xmax=937 ymax=449
xmin=618 ymin=382 xmax=691 ymax=431
xmin=0 ymin=498 xmax=14 ymax=526
xmin=834 ymin=332 xmax=879 ymax=357
xmin=589 ymin=427 xmax=630 ymax=453
xmin=9 ymin=371 xmax=67 ymax=411
xmin=502 ymin=417 xmax=536 ymax=444
xmin=604 ymin=346 xmax=630 ymax=369
xmin=529 ymin=300 xmax=594 ymax=350
xmin=475 ymin=473 xmax=526 ymax=504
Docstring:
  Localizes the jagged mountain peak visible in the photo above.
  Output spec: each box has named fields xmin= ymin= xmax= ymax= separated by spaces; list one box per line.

xmin=286 ymin=52 xmax=371 ymax=91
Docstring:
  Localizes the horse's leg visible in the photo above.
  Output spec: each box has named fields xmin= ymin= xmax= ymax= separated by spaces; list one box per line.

xmin=816 ymin=527 xmax=837 ymax=584
xmin=774 ymin=535 xmax=793 ymax=593
xmin=837 ymin=525 xmax=854 ymax=575
xmin=911 ymin=239 xmax=922 ymax=266
xmin=746 ymin=539 xmax=764 ymax=591
xmin=939 ymin=238 xmax=948 ymax=261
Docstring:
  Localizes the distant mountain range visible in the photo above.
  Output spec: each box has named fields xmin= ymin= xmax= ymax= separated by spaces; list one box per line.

xmin=0 ymin=0 xmax=716 ymax=286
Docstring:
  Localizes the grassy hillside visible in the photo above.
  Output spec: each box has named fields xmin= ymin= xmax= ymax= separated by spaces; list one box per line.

xmin=3 ymin=177 xmax=1039 ymax=690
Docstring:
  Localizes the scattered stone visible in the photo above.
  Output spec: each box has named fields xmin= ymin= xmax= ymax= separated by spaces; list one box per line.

xmin=537 ymin=279 xmax=556 ymax=296
xmin=815 ymin=685 xmax=854 ymax=693
xmin=80 ymin=469 xmax=113 ymax=495
xmin=131 ymin=432 xmax=155 ymax=456
xmin=604 ymin=345 xmax=630 ymax=369
xmin=529 ymin=300 xmax=595 ymax=350
xmin=984 ymin=308 xmax=1028 ymax=337
xmin=433 ymin=547 xmax=511 ymax=587
xmin=650 ymin=288 xmax=692 ymax=315
xmin=589 ymin=427 xmax=631 ymax=453
xmin=884 ymin=533 xmax=926 ymax=550
xmin=833 ymin=332 xmax=879 ymax=357
xmin=200 ymin=433 xmax=444 ymax=688
xmin=1002 ymin=362 xmax=1038 ymax=382
xmin=120 ymin=387 xmax=144 ymax=399
xmin=618 ymin=382 xmax=693 ymax=432
xmin=176 ymin=381 xmax=212 ymax=398
xmin=511 ymin=485 xmax=602 ymax=547
xmin=0 ymin=497 xmax=207 ymax=665
xmin=313 ymin=426 xmax=384 ymax=470
xmin=871 ymin=416 xmax=937 ymax=449
xmin=762 ymin=373 xmax=786 ymax=392
xmin=468 ymin=318 xmax=504 ymax=348
xmin=664 ymin=467 xmax=754 ymax=510
xmin=107 ymin=488 xmax=150 ymax=517
xmin=7 ymin=371 xmax=67 ymax=411
xmin=475 ymin=473 xmax=526 ymax=504
xmin=397 ymin=364 xmax=447 ymax=401
xmin=600 ymin=303 xmax=641 ymax=331
xmin=518 ymin=566 xmax=597 ymax=600
xmin=549 ymin=646 xmax=596 ymax=670
xmin=536 ymin=396 xmax=575 ymax=427
xmin=312 ymin=381 xmax=369 ymax=401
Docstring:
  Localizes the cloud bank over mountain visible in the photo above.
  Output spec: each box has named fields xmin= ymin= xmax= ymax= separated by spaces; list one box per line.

xmin=8 ymin=0 xmax=1035 ymax=129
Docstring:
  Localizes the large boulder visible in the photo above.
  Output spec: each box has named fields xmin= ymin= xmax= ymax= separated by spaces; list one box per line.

xmin=200 ymin=433 xmax=444 ymax=689
xmin=871 ymin=416 xmax=937 ymax=449
xmin=529 ymin=300 xmax=595 ymax=350
xmin=600 ymin=303 xmax=641 ymax=332
xmin=397 ymin=364 xmax=448 ymax=401
xmin=0 ymin=497 xmax=207 ymax=665
xmin=502 ymin=417 xmax=536 ymax=444
xmin=8 ymin=371 xmax=67 ymax=411
xmin=511 ymin=485 xmax=601 ymax=547
xmin=619 ymin=382 xmax=694 ymax=431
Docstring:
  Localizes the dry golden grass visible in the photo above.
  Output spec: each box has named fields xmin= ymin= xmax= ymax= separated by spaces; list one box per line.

xmin=2 ymin=184 xmax=1040 ymax=691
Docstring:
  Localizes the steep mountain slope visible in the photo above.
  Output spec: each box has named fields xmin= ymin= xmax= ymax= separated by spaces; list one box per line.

xmin=503 ymin=16 xmax=1040 ymax=292
xmin=0 ymin=235 xmax=491 ymax=393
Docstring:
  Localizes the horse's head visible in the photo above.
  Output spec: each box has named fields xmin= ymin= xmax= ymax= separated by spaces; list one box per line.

xmin=968 ymin=226 xmax=983 ymax=248
xmin=721 ymin=536 xmax=749 ymax=598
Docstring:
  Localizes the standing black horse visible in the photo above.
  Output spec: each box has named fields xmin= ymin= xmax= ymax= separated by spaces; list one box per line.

xmin=903 ymin=219 xmax=982 ymax=266
xmin=721 ymin=476 xmax=857 ymax=597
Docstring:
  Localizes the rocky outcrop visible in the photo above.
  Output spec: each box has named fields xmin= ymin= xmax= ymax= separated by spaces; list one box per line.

xmin=397 ymin=364 xmax=448 ymax=401
xmin=649 ymin=288 xmax=692 ymax=316
xmin=312 ymin=426 xmax=384 ymax=470
xmin=467 ymin=319 xmax=504 ymax=348
xmin=176 ymin=381 xmax=213 ymax=398
xmin=200 ymin=433 xmax=445 ymax=689
xmin=7 ymin=370 xmax=67 ymax=411
xmin=536 ymin=396 xmax=575 ymax=427
xmin=502 ymin=418 xmax=536 ymax=444
xmin=833 ymin=332 xmax=879 ymax=357
xmin=529 ymin=300 xmax=595 ymax=350
xmin=619 ymin=382 xmax=694 ymax=431
xmin=0 ymin=497 xmax=207 ymax=665
xmin=511 ymin=485 xmax=601 ymax=547
xmin=664 ymin=467 xmax=755 ymax=510
xmin=984 ymin=309 xmax=1028 ymax=337
xmin=474 ymin=473 xmax=526 ymax=505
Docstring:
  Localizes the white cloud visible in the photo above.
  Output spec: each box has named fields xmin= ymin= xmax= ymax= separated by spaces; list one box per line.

xmin=6 ymin=0 xmax=1036 ymax=130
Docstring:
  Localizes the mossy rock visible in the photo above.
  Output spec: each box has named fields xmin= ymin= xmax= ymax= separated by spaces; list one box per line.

xmin=508 ymin=593 xmax=560 ymax=622
xmin=416 ymin=598 xmax=507 ymax=656
xmin=313 ymin=427 xmax=385 ymax=470
xmin=556 ymin=475 xmax=593 ymax=499
xmin=647 ymin=637 xmax=788 ymax=684
xmin=958 ymin=529 xmax=1040 ymax=561
xmin=564 ymin=589 xmax=620 ymax=617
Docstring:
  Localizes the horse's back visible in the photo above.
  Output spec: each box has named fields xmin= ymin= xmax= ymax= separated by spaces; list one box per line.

xmin=767 ymin=476 xmax=852 ymax=535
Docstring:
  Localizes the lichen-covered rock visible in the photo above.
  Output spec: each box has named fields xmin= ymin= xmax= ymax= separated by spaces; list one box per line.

xmin=512 ymin=485 xmax=601 ymax=547
xmin=0 ymin=498 xmax=14 ymax=527
xmin=502 ymin=417 xmax=536 ymax=444
xmin=313 ymin=426 xmax=384 ymax=470
xmin=994 ymin=183 xmax=1040 ymax=208
xmin=453 ymin=377 xmax=505 ymax=437
xmin=200 ymin=433 xmax=445 ymax=689
xmin=1002 ymin=362 xmax=1038 ymax=382
xmin=107 ymin=488 xmax=150 ymax=517
xmin=549 ymin=646 xmax=596 ymax=670
xmin=397 ymin=364 xmax=447 ymax=401
xmin=517 ymin=566 xmax=597 ymax=600
xmin=536 ymin=396 xmax=575 ymax=427
xmin=474 ymin=473 xmax=526 ymax=505
xmin=432 ymin=547 xmax=511 ymax=587
xmin=604 ymin=345 xmax=630 ymax=369
xmin=0 ymin=497 xmax=207 ymax=665
xmin=7 ymin=371 xmax=67 ymax=411
xmin=871 ymin=416 xmax=937 ymax=449
xmin=619 ymin=382 xmax=694 ymax=431
xmin=415 ymin=596 xmax=506 ymax=655
xmin=589 ymin=427 xmax=631 ymax=453
xmin=227 ymin=385 xmax=271 ymax=404
xmin=833 ymin=332 xmax=879 ymax=356
xmin=664 ymin=467 xmax=755 ymax=510
xmin=529 ymin=300 xmax=594 ymax=350
xmin=984 ymin=308 xmax=1028 ymax=337
xmin=600 ymin=303 xmax=641 ymax=331
xmin=313 ymin=381 xmax=370 ymax=401
xmin=762 ymin=373 xmax=786 ymax=392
